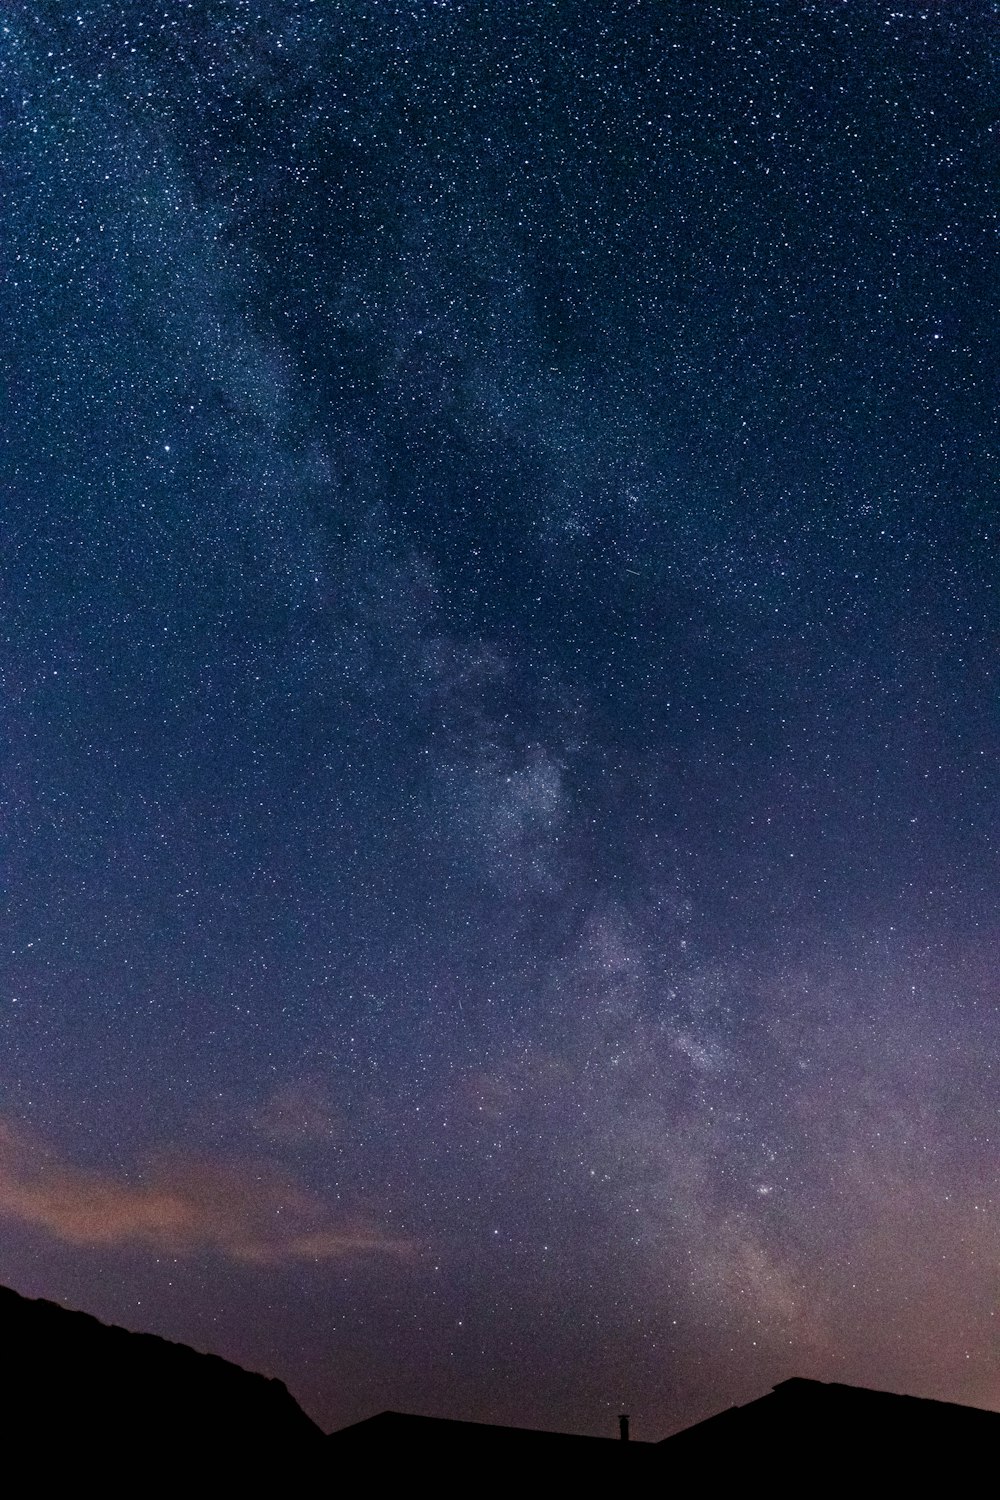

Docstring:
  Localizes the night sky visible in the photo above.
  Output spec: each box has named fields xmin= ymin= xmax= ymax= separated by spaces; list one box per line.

xmin=1 ymin=0 xmax=997 ymax=1437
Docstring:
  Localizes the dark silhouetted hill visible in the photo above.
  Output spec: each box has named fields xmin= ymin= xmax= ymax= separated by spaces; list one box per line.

xmin=0 ymin=1283 xmax=322 ymax=1483
xmin=656 ymin=1376 xmax=1000 ymax=1493
xmin=5 ymin=1282 xmax=997 ymax=1494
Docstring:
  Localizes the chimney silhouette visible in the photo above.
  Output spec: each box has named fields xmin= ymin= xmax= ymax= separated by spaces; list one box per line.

xmin=618 ymin=1414 xmax=630 ymax=1442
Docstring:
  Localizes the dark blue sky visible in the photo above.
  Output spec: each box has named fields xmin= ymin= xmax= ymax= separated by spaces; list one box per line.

xmin=1 ymin=0 xmax=997 ymax=1434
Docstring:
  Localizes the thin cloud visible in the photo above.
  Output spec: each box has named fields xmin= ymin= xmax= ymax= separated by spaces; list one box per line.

xmin=255 ymin=1080 xmax=341 ymax=1144
xmin=0 ymin=1121 xmax=412 ymax=1264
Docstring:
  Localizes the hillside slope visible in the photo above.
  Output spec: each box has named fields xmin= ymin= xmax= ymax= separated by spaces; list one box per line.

xmin=0 ymin=1283 xmax=322 ymax=1481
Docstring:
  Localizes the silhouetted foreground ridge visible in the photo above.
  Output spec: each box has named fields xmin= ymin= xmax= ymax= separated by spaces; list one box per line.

xmin=2 ymin=1283 xmax=997 ymax=1493
xmin=653 ymin=1375 xmax=1000 ymax=1492
xmin=326 ymin=1382 xmax=1000 ymax=1493
xmin=0 ymin=1284 xmax=321 ymax=1480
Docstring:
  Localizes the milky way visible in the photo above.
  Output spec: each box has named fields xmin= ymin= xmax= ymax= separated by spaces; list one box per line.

xmin=1 ymin=1 xmax=996 ymax=1435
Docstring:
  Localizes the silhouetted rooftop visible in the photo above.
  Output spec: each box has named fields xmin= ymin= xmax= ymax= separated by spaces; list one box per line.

xmin=655 ymin=1374 xmax=1000 ymax=1489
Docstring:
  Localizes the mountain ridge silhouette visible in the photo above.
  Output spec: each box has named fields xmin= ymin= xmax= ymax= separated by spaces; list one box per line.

xmin=0 ymin=1281 xmax=321 ymax=1481
xmin=3 ymin=1280 xmax=997 ymax=1492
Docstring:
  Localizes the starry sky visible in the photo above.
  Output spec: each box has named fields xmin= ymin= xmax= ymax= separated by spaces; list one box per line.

xmin=1 ymin=0 xmax=997 ymax=1438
